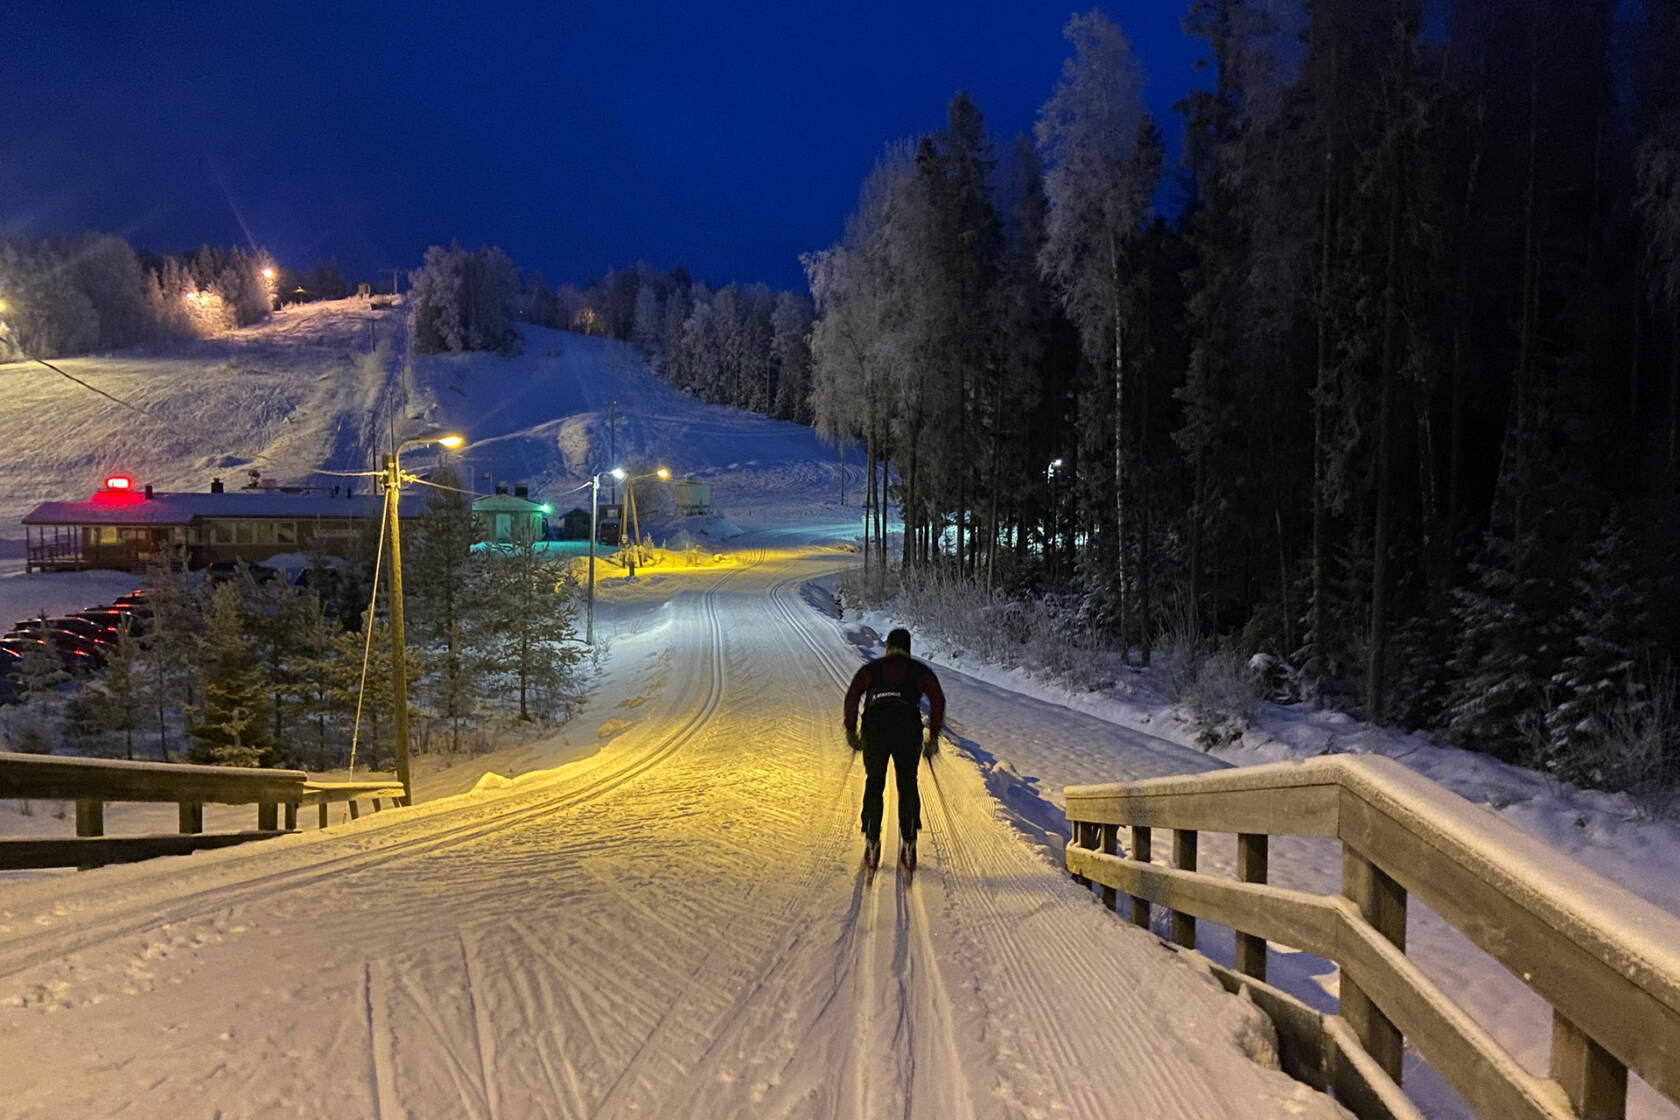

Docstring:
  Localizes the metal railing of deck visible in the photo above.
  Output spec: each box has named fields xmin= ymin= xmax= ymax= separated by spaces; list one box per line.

xmin=1064 ymin=755 xmax=1680 ymax=1120
xmin=0 ymin=751 xmax=407 ymax=870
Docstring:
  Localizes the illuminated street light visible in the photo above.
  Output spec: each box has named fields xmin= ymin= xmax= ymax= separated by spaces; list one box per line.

xmin=617 ymin=467 xmax=670 ymax=578
xmin=383 ymin=429 xmax=465 ymax=805
xmin=261 ymin=267 xmax=275 ymax=281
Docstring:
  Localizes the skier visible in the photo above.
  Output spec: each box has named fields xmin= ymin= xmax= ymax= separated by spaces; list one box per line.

xmin=843 ymin=627 xmax=945 ymax=873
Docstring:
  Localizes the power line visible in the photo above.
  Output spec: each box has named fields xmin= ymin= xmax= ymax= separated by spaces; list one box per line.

xmin=33 ymin=357 xmax=255 ymax=457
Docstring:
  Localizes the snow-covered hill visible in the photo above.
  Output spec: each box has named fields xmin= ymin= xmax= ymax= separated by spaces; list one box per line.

xmin=0 ymin=298 xmax=861 ymax=545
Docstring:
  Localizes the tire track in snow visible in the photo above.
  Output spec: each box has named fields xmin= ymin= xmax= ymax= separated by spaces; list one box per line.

xmin=459 ymin=926 xmax=502 ymax=1120
xmin=589 ymin=569 xmax=863 ymax=1118
xmin=766 ymin=572 xmax=980 ymax=1119
xmin=366 ymin=959 xmax=400 ymax=1120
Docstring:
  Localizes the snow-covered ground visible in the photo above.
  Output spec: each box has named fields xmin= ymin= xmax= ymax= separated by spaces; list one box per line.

xmin=1 ymin=301 xmax=1673 ymax=1117
xmin=0 ymin=549 xmax=1342 ymax=1120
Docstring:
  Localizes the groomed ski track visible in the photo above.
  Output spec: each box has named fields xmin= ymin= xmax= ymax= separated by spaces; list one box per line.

xmin=0 ymin=548 xmax=1343 ymax=1120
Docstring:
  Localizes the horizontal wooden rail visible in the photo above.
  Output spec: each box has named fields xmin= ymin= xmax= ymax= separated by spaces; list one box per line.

xmin=1066 ymin=756 xmax=1680 ymax=1120
xmin=0 ymin=751 xmax=405 ymax=870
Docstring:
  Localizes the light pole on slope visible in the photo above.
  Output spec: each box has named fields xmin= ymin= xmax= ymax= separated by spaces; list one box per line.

xmin=385 ymin=429 xmax=464 ymax=805
xmin=586 ymin=467 xmax=626 ymax=646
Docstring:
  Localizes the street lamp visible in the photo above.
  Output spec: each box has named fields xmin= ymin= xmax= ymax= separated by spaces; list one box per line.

xmin=383 ymin=429 xmax=465 ymax=806
xmin=620 ymin=467 xmax=669 ymax=578
xmin=585 ymin=467 xmax=625 ymax=645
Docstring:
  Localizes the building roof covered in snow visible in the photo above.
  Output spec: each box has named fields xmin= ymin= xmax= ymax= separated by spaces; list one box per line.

xmin=22 ymin=489 xmax=423 ymax=526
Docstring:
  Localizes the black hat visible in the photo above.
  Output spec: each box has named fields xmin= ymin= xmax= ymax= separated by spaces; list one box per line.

xmin=886 ymin=627 xmax=911 ymax=653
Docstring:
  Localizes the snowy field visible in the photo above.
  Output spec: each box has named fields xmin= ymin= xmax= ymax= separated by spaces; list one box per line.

xmin=1 ymin=301 xmax=1675 ymax=1117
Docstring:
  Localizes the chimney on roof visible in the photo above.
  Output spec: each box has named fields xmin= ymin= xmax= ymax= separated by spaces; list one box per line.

xmin=144 ymin=484 xmax=154 ymax=500
xmin=514 ymin=484 xmax=529 ymax=499
xmin=496 ymin=483 xmax=509 ymax=496
xmin=210 ymin=478 xmax=224 ymax=494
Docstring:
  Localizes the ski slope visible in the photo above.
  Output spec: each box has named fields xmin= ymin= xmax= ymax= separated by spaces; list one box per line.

xmin=0 ymin=298 xmax=860 ymax=544
xmin=0 ymin=547 xmax=1341 ymax=1119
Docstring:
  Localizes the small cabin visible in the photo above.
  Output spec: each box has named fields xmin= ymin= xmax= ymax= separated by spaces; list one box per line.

xmin=674 ymin=478 xmax=712 ymax=516
xmin=555 ymin=507 xmax=592 ymax=540
xmin=472 ymin=486 xmax=546 ymax=544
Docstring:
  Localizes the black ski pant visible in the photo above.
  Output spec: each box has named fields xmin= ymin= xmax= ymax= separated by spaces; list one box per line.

xmin=860 ymin=729 xmax=922 ymax=844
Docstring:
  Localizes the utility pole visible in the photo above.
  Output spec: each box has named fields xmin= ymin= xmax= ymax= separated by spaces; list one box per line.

xmin=379 ymin=430 xmax=463 ymax=806
xmin=383 ymin=453 xmax=413 ymax=806
xmin=587 ymin=473 xmax=599 ymax=644
xmin=608 ymin=402 xmax=618 ymax=503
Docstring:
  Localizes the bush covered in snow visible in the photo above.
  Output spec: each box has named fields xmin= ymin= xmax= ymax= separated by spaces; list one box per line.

xmin=409 ymin=242 xmax=520 ymax=354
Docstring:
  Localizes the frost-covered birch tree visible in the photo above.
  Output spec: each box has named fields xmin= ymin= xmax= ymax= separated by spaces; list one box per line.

xmin=1036 ymin=11 xmax=1158 ymax=643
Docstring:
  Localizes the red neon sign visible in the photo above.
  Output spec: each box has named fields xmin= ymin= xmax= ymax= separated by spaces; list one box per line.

xmin=103 ymin=475 xmax=133 ymax=491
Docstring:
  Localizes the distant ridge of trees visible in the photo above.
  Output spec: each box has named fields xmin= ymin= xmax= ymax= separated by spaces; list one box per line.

xmin=517 ymin=260 xmax=816 ymax=424
xmin=0 ymin=233 xmax=279 ymax=360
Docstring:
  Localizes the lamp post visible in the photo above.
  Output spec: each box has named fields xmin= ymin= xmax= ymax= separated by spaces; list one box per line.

xmin=620 ymin=467 xmax=669 ymax=578
xmin=586 ymin=467 xmax=625 ymax=645
xmin=384 ymin=430 xmax=464 ymax=805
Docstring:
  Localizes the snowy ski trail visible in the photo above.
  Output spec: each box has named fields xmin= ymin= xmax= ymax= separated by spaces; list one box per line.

xmin=0 ymin=550 xmax=1344 ymax=1119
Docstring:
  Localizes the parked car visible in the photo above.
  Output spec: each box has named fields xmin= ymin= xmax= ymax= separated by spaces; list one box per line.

xmin=0 ymin=635 xmax=99 ymax=675
xmin=205 ymin=561 xmax=279 ymax=585
xmin=76 ymin=608 xmax=149 ymax=636
xmin=111 ymin=591 xmax=150 ymax=608
xmin=3 ymin=627 xmax=108 ymax=667
xmin=42 ymin=617 xmax=120 ymax=646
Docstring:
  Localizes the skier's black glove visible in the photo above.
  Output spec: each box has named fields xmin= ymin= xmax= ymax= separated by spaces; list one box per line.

xmin=847 ymin=728 xmax=863 ymax=752
xmin=923 ymin=732 xmax=939 ymax=758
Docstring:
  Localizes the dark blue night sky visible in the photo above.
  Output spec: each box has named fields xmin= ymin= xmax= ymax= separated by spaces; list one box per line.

xmin=3 ymin=3 xmax=1204 ymax=291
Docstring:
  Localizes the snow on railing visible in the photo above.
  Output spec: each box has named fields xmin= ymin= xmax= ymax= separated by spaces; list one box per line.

xmin=1064 ymin=755 xmax=1680 ymax=1120
xmin=0 ymin=751 xmax=405 ymax=870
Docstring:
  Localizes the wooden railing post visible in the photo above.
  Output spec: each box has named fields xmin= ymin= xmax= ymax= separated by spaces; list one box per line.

xmin=1551 ymin=1010 xmax=1627 ymax=1120
xmin=257 ymin=802 xmax=278 ymax=831
xmin=318 ymin=803 xmax=330 ymax=829
xmin=1236 ymin=833 xmax=1268 ymax=981
xmin=178 ymin=802 xmax=203 ymax=834
xmin=1130 ymin=826 xmax=1151 ymax=928
xmin=1099 ymin=823 xmax=1119 ymax=911
xmin=284 ymin=802 xmax=298 ymax=831
xmin=1172 ymin=829 xmax=1198 ymax=948
xmin=348 ymin=801 xmax=361 ymax=821
xmin=1342 ymin=848 xmax=1406 ymax=1082
xmin=1070 ymin=819 xmax=1090 ymax=887
xmin=75 ymin=799 xmax=104 ymax=837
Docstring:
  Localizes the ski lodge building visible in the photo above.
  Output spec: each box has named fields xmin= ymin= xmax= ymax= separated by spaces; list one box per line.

xmin=21 ymin=476 xmax=420 ymax=573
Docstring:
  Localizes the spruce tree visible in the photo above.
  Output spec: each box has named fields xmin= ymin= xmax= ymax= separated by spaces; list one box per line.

xmin=472 ymin=525 xmax=582 ymax=722
xmin=186 ymin=583 xmax=274 ymax=767
xmin=84 ymin=619 xmax=146 ymax=760
xmin=1545 ymin=512 xmax=1660 ymax=780
xmin=408 ymin=465 xmax=481 ymax=753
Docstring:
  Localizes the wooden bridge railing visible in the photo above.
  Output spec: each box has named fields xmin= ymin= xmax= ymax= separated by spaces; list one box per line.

xmin=0 ymin=751 xmax=407 ymax=870
xmin=1065 ymin=755 xmax=1680 ymax=1120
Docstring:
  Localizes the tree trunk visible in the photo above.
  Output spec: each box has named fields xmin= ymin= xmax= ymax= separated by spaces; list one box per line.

xmin=1367 ymin=81 xmax=1407 ymax=725
xmin=986 ymin=367 xmax=1003 ymax=595
xmin=1190 ymin=450 xmax=1206 ymax=637
xmin=1110 ymin=232 xmax=1129 ymax=654
xmin=1311 ymin=151 xmax=1334 ymax=687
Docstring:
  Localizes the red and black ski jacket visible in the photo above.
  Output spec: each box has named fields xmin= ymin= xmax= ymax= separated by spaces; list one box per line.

xmin=843 ymin=652 xmax=945 ymax=742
